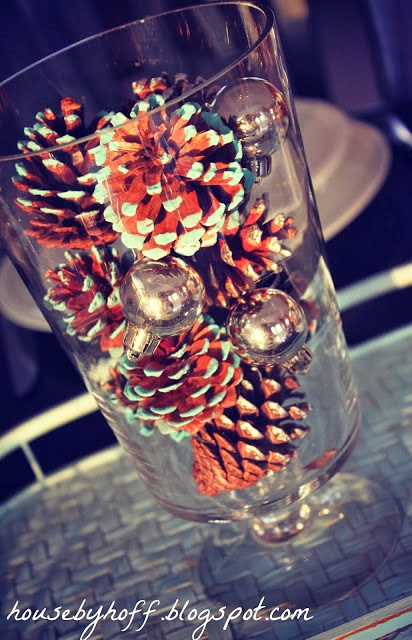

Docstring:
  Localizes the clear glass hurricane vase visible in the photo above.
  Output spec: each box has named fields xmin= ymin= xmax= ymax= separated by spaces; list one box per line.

xmin=0 ymin=1 xmax=399 ymax=610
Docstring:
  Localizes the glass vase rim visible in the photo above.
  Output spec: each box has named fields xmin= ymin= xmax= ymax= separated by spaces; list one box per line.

xmin=0 ymin=0 xmax=274 ymax=163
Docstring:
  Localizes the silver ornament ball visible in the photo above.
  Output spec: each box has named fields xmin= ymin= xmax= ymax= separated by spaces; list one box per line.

xmin=227 ymin=288 xmax=308 ymax=368
xmin=120 ymin=256 xmax=204 ymax=360
xmin=212 ymin=77 xmax=290 ymax=159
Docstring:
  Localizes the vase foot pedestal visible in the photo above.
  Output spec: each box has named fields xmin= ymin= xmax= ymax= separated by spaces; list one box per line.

xmin=197 ymin=473 xmax=401 ymax=610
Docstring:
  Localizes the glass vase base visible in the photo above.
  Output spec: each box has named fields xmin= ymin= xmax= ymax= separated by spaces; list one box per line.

xmin=197 ymin=473 xmax=401 ymax=610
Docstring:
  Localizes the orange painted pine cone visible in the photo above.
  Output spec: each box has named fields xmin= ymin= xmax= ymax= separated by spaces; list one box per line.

xmin=192 ymin=367 xmax=310 ymax=496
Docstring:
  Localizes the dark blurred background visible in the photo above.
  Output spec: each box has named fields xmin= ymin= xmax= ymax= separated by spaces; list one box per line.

xmin=0 ymin=0 xmax=411 ymax=499
xmin=0 ymin=0 xmax=411 ymax=111
xmin=1 ymin=0 xmax=411 ymax=279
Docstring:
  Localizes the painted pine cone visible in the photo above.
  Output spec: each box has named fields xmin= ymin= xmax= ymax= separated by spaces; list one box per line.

xmin=107 ymin=315 xmax=243 ymax=434
xmin=132 ymin=71 xmax=220 ymax=107
xmin=44 ymin=245 xmax=126 ymax=351
xmin=192 ymin=366 xmax=310 ymax=496
xmin=193 ymin=196 xmax=298 ymax=308
xmin=92 ymin=95 xmax=254 ymax=258
xmin=105 ymin=332 xmax=191 ymax=411
xmin=132 ymin=73 xmax=170 ymax=100
xmin=106 ymin=362 xmax=192 ymax=443
xmin=13 ymin=97 xmax=118 ymax=249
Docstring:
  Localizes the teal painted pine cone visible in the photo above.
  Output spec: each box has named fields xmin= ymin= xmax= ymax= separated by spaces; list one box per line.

xmin=192 ymin=195 xmax=298 ymax=308
xmin=13 ymin=97 xmax=118 ymax=249
xmin=44 ymin=246 xmax=126 ymax=351
xmin=106 ymin=314 xmax=243 ymax=434
xmin=92 ymin=95 xmax=254 ymax=258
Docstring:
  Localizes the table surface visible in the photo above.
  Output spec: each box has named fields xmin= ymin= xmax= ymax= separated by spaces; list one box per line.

xmin=0 ymin=324 xmax=411 ymax=640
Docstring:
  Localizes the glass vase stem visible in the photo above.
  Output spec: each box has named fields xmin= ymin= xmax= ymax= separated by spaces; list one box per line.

xmin=252 ymin=502 xmax=312 ymax=544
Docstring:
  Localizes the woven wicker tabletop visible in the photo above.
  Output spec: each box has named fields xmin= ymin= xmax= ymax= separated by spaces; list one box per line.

xmin=1 ymin=325 xmax=411 ymax=640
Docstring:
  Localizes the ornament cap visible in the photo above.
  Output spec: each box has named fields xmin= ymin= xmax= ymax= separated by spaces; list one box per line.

xmin=123 ymin=324 xmax=160 ymax=362
xmin=248 ymin=156 xmax=272 ymax=183
xmin=281 ymin=343 xmax=312 ymax=375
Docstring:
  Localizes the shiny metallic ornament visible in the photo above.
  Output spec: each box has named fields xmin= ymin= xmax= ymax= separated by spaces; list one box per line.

xmin=212 ymin=77 xmax=290 ymax=180
xmin=227 ymin=288 xmax=312 ymax=374
xmin=120 ymin=257 xmax=204 ymax=361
